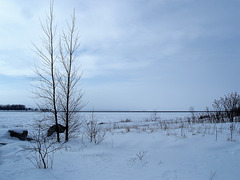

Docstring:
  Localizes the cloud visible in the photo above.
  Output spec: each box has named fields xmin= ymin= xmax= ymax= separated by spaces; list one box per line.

xmin=0 ymin=0 xmax=240 ymax=109
xmin=0 ymin=51 xmax=34 ymax=76
xmin=0 ymin=0 xmax=199 ymax=77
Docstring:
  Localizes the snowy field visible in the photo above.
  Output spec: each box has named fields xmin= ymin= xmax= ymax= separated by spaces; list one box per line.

xmin=1 ymin=112 xmax=240 ymax=180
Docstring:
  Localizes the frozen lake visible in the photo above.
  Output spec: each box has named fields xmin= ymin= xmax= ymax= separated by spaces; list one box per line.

xmin=1 ymin=111 xmax=240 ymax=180
xmin=0 ymin=111 xmax=192 ymax=126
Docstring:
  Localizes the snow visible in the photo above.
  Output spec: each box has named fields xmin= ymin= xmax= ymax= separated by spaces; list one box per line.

xmin=1 ymin=112 xmax=240 ymax=180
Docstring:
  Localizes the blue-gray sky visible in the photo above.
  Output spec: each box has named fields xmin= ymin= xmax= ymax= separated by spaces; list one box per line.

xmin=0 ymin=0 xmax=240 ymax=110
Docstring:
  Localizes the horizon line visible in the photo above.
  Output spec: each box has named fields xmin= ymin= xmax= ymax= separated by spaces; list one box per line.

xmin=0 ymin=110 xmax=227 ymax=113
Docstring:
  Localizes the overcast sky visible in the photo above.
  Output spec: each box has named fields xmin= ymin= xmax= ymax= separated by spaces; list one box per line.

xmin=0 ymin=0 xmax=240 ymax=110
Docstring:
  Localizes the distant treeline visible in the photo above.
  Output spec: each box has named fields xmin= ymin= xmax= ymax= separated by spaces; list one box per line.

xmin=0 ymin=105 xmax=53 ymax=111
xmin=0 ymin=104 xmax=27 ymax=110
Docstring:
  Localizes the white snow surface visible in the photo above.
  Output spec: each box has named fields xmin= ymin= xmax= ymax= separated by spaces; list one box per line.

xmin=0 ymin=112 xmax=240 ymax=180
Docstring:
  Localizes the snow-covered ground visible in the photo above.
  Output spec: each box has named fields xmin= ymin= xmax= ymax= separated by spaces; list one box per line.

xmin=1 ymin=112 xmax=240 ymax=180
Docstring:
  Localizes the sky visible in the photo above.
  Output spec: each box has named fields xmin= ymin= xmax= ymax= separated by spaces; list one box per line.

xmin=0 ymin=0 xmax=240 ymax=111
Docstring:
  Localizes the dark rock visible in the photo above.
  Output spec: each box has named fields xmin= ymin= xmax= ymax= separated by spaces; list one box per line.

xmin=8 ymin=129 xmax=28 ymax=141
xmin=0 ymin=143 xmax=7 ymax=145
xmin=47 ymin=124 xmax=66 ymax=137
xmin=26 ymin=137 xmax=33 ymax=141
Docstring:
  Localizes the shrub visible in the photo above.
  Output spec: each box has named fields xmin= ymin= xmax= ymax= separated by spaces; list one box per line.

xmin=84 ymin=112 xmax=106 ymax=144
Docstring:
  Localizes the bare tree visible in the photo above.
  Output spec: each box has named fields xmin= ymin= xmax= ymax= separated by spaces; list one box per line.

xmin=32 ymin=1 xmax=60 ymax=142
xmin=213 ymin=99 xmax=226 ymax=122
xmin=205 ymin=106 xmax=215 ymax=123
xmin=58 ymin=10 xmax=84 ymax=142
xmin=213 ymin=92 xmax=240 ymax=122
xmin=222 ymin=92 xmax=240 ymax=122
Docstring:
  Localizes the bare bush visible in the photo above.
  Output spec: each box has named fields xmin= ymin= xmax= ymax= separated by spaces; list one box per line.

xmin=85 ymin=112 xmax=106 ymax=144
xmin=209 ymin=171 xmax=216 ymax=180
xmin=229 ymin=123 xmax=235 ymax=142
xmin=136 ymin=150 xmax=147 ymax=161
xmin=23 ymin=120 xmax=65 ymax=169
xmin=213 ymin=92 xmax=240 ymax=122
xmin=189 ymin=106 xmax=197 ymax=124
xmin=128 ymin=150 xmax=148 ymax=167
xmin=150 ymin=112 xmax=160 ymax=121
xmin=125 ymin=127 xmax=130 ymax=133
xmin=205 ymin=106 xmax=216 ymax=123
xmin=158 ymin=120 xmax=168 ymax=130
